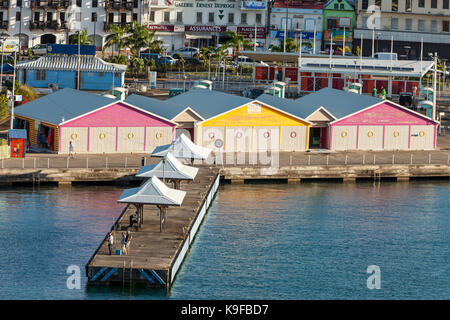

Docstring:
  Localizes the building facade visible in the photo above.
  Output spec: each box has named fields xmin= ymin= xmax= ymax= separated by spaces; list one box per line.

xmin=354 ymin=0 xmax=450 ymax=59
xmin=268 ymin=0 xmax=324 ymax=54
xmin=1 ymin=0 xmax=148 ymax=51
xmin=148 ymin=0 xmax=268 ymax=51
xmin=322 ymin=0 xmax=355 ymax=54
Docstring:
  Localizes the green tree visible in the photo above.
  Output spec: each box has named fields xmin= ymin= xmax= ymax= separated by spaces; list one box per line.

xmin=103 ymin=24 xmax=129 ymax=57
xmin=269 ymin=38 xmax=299 ymax=53
xmin=125 ymin=21 xmax=153 ymax=58
xmin=69 ymin=29 xmax=93 ymax=45
xmin=0 ymin=94 xmax=8 ymax=121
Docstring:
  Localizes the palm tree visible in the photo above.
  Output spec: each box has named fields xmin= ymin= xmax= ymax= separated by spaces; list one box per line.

xmin=69 ymin=29 xmax=93 ymax=45
xmin=269 ymin=38 xmax=299 ymax=53
xmin=103 ymin=24 xmax=129 ymax=57
xmin=222 ymin=31 xmax=252 ymax=62
xmin=125 ymin=21 xmax=153 ymax=59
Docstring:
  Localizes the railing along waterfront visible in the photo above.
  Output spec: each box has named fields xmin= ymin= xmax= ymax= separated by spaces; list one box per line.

xmin=1 ymin=152 xmax=450 ymax=169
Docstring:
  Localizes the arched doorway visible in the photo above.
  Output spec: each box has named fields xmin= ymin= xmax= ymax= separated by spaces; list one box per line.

xmin=41 ymin=34 xmax=56 ymax=44
xmin=88 ymin=34 xmax=102 ymax=51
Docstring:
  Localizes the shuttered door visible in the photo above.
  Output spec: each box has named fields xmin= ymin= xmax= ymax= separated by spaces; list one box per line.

xmin=146 ymin=127 xmax=173 ymax=153
xmin=384 ymin=125 xmax=409 ymax=150
xmin=89 ymin=127 xmax=117 ymax=153
xmin=410 ymin=125 xmax=435 ymax=150
xmin=331 ymin=126 xmax=357 ymax=151
xmin=117 ymin=127 xmax=145 ymax=153
xmin=60 ymin=127 xmax=88 ymax=153
xmin=280 ymin=126 xmax=307 ymax=151
xmin=357 ymin=125 xmax=383 ymax=150
xmin=201 ymin=126 xmax=225 ymax=151
xmin=225 ymin=127 xmax=252 ymax=152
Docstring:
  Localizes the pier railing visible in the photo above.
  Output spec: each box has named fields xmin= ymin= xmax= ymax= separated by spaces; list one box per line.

xmin=1 ymin=151 xmax=450 ymax=170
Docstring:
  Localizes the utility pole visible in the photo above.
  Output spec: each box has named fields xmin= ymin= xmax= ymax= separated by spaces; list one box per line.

xmin=284 ymin=0 xmax=290 ymax=53
xmin=433 ymin=52 xmax=437 ymax=121
xmin=10 ymin=50 xmax=17 ymax=130
xmin=77 ymin=30 xmax=81 ymax=90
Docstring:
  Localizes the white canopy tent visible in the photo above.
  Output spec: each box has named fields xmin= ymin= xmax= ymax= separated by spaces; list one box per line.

xmin=118 ymin=176 xmax=186 ymax=232
xmin=152 ymin=133 xmax=211 ymax=160
xmin=136 ymin=152 xmax=199 ymax=189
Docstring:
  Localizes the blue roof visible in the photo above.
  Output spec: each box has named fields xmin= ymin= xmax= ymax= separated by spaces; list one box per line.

xmin=165 ymin=89 xmax=252 ymax=119
xmin=125 ymin=94 xmax=183 ymax=120
xmin=14 ymin=88 xmax=115 ymax=125
xmin=294 ymin=88 xmax=383 ymax=119
xmin=255 ymin=94 xmax=315 ymax=120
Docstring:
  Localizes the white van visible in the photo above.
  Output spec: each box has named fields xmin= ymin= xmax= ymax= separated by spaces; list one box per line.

xmin=236 ymin=56 xmax=268 ymax=66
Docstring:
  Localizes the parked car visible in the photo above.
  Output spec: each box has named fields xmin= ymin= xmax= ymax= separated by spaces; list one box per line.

xmin=30 ymin=44 xmax=47 ymax=56
xmin=171 ymin=47 xmax=201 ymax=59
xmin=235 ymin=55 xmax=269 ymax=67
xmin=140 ymin=52 xmax=177 ymax=65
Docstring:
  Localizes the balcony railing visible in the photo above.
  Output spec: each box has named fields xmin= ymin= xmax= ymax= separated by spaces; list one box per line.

xmin=0 ymin=20 xmax=8 ymax=30
xmin=104 ymin=21 xmax=133 ymax=31
xmin=29 ymin=20 xmax=68 ymax=30
xmin=104 ymin=0 xmax=135 ymax=10
xmin=30 ymin=0 xmax=70 ymax=9
xmin=0 ymin=0 xmax=9 ymax=9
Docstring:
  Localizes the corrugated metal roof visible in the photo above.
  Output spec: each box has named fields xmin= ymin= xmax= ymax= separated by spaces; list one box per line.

xmin=255 ymin=93 xmax=316 ymax=120
xmin=125 ymin=94 xmax=184 ymax=120
xmin=16 ymin=56 xmax=127 ymax=72
xmin=152 ymin=134 xmax=211 ymax=160
xmin=117 ymin=176 xmax=186 ymax=206
xmin=166 ymin=89 xmax=253 ymax=119
xmin=295 ymin=88 xmax=384 ymax=119
xmin=13 ymin=88 xmax=115 ymax=125
xmin=136 ymin=152 xmax=198 ymax=180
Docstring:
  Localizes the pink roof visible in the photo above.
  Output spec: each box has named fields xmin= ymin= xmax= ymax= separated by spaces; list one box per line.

xmin=60 ymin=102 xmax=175 ymax=128
xmin=332 ymin=101 xmax=437 ymax=126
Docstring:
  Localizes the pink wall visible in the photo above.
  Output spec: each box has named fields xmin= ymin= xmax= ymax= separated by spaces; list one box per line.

xmin=60 ymin=102 xmax=175 ymax=128
xmin=333 ymin=102 xmax=436 ymax=126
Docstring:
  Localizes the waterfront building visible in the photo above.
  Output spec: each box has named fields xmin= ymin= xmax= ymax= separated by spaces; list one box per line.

xmin=126 ymin=88 xmax=253 ymax=141
xmin=148 ymin=0 xmax=268 ymax=51
xmin=244 ymin=51 xmax=433 ymax=95
xmin=294 ymin=87 xmax=438 ymax=150
xmin=13 ymin=88 xmax=176 ymax=153
xmin=16 ymin=55 xmax=126 ymax=90
xmin=354 ymin=0 xmax=450 ymax=60
xmin=2 ymin=0 xmax=148 ymax=51
xmin=322 ymin=0 xmax=355 ymax=54
xmin=268 ymin=0 xmax=325 ymax=54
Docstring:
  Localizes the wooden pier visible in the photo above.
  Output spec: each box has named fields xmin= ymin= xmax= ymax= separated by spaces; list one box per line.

xmin=85 ymin=167 xmax=220 ymax=288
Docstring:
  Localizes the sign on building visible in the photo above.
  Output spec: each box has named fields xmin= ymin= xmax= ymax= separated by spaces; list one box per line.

xmin=0 ymin=37 xmax=20 ymax=53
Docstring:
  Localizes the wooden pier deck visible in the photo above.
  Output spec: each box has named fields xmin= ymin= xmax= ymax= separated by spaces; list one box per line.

xmin=85 ymin=166 xmax=220 ymax=288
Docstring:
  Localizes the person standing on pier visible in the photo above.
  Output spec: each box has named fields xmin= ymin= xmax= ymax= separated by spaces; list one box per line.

xmin=121 ymin=232 xmax=127 ymax=255
xmin=125 ymin=231 xmax=132 ymax=255
xmin=107 ymin=232 xmax=114 ymax=255
xmin=69 ymin=141 xmax=74 ymax=159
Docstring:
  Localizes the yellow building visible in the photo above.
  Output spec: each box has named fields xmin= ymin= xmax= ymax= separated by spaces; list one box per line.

xmin=196 ymin=100 xmax=311 ymax=152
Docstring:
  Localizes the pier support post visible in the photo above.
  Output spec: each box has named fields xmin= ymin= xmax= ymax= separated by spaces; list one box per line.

xmin=397 ymin=176 xmax=410 ymax=182
xmin=343 ymin=177 xmax=356 ymax=183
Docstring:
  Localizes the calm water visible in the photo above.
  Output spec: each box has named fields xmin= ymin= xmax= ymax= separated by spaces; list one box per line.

xmin=0 ymin=181 xmax=448 ymax=300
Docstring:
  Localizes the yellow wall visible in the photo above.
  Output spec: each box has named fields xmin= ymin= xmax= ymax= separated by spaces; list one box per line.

xmin=199 ymin=103 xmax=309 ymax=127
